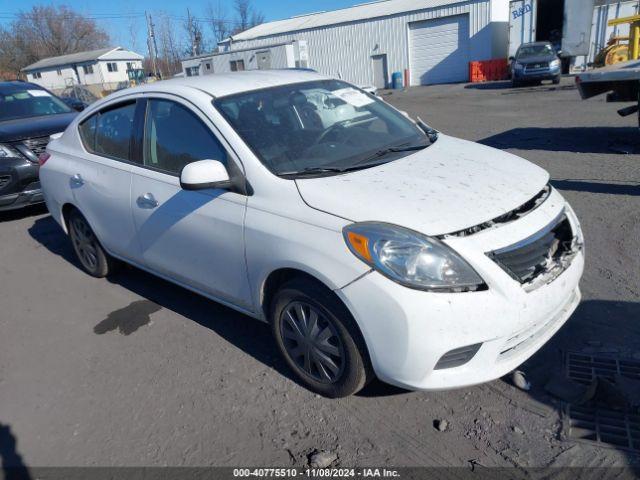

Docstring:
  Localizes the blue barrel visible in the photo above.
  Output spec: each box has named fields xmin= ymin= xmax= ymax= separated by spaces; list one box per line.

xmin=391 ymin=71 xmax=403 ymax=90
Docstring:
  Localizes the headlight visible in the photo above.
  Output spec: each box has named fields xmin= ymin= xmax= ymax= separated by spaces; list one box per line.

xmin=0 ymin=144 xmax=21 ymax=158
xmin=550 ymin=59 xmax=561 ymax=68
xmin=343 ymin=222 xmax=485 ymax=292
xmin=514 ymin=62 xmax=524 ymax=70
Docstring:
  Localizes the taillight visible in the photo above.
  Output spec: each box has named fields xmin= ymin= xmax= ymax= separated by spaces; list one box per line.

xmin=38 ymin=152 xmax=51 ymax=166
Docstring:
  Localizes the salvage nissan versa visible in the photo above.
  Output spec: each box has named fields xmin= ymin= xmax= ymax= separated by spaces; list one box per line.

xmin=40 ymin=71 xmax=584 ymax=397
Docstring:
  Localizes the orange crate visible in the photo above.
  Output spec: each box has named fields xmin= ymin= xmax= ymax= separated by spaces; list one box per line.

xmin=469 ymin=59 xmax=508 ymax=82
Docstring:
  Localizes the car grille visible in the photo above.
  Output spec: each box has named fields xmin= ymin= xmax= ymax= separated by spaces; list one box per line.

xmin=488 ymin=213 xmax=576 ymax=285
xmin=21 ymin=136 xmax=50 ymax=157
xmin=525 ymin=62 xmax=549 ymax=71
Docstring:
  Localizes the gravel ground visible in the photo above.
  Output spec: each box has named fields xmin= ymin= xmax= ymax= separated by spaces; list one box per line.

xmin=0 ymin=77 xmax=639 ymax=470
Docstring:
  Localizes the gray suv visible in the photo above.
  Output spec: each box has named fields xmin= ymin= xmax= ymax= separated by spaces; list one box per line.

xmin=510 ymin=42 xmax=561 ymax=88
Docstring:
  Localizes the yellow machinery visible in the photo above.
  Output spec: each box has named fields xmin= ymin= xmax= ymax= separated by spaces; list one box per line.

xmin=595 ymin=14 xmax=640 ymax=67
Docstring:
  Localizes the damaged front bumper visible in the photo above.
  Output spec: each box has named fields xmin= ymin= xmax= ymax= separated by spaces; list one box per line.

xmin=337 ymin=187 xmax=585 ymax=391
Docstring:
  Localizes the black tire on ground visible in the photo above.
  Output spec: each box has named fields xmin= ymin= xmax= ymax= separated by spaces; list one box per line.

xmin=552 ymin=76 xmax=561 ymax=85
xmin=511 ymin=79 xmax=520 ymax=88
xmin=270 ymin=277 xmax=373 ymax=398
xmin=67 ymin=208 xmax=116 ymax=278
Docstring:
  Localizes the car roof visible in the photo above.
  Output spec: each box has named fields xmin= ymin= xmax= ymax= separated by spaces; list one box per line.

xmin=111 ymin=69 xmax=331 ymax=100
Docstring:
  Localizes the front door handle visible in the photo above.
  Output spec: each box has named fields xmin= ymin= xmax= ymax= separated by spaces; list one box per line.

xmin=71 ymin=173 xmax=84 ymax=186
xmin=137 ymin=192 xmax=159 ymax=209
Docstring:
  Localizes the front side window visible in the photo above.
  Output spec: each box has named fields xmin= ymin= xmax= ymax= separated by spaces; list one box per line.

xmin=215 ymin=80 xmax=428 ymax=177
xmin=143 ymin=99 xmax=227 ymax=175
xmin=93 ymin=102 xmax=136 ymax=160
xmin=0 ymin=86 xmax=72 ymax=122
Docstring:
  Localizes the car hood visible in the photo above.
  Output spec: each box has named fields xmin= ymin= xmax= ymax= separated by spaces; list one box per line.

xmin=295 ymin=134 xmax=549 ymax=236
xmin=0 ymin=113 xmax=77 ymax=142
xmin=518 ymin=55 xmax=556 ymax=64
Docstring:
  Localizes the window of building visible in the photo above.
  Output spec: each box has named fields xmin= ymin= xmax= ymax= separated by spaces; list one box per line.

xmin=126 ymin=62 xmax=133 ymax=71
xmin=33 ymin=72 xmax=42 ymax=79
xmin=106 ymin=62 xmax=118 ymax=73
xmin=185 ymin=66 xmax=200 ymax=77
xmin=230 ymin=60 xmax=245 ymax=72
xmin=83 ymin=65 xmax=94 ymax=75
xmin=57 ymin=69 xmax=62 ymax=76
xmin=143 ymin=99 xmax=227 ymax=175
xmin=205 ymin=63 xmax=212 ymax=71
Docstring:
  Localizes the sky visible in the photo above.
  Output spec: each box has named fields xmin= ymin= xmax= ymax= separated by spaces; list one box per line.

xmin=0 ymin=0 xmax=361 ymax=52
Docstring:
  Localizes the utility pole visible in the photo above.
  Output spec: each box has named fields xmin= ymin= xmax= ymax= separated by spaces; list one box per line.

xmin=146 ymin=12 xmax=161 ymax=79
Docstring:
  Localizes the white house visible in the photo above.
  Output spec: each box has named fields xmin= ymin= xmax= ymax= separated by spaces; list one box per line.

xmin=22 ymin=47 xmax=144 ymax=93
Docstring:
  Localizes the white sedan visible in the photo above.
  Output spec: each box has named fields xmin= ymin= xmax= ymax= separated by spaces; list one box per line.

xmin=39 ymin=71 xmax=584 ymax=397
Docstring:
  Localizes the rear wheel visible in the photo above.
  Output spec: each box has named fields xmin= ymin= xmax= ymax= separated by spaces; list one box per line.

xmin=68 ymin=209 xmax=115 ymax=278
xmin=270 ymin=278 xmax=372 ymax=398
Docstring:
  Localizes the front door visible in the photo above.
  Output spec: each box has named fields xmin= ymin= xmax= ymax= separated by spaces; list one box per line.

xmin=129 ymin=97 xmax=252 ymax=310
xmin=371 ymin=54 xmax=388 ymax=89
xmin=257 ymin=51 xmax=272 ymax=70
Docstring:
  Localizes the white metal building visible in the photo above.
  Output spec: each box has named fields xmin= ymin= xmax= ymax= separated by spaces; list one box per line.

xmin=22 ymin=47 xmax=144 ymax=93
xmin=182 ymin=41 xmax=308 ymax=77
xmin=184 ymin=0 xmax=510 ymax=88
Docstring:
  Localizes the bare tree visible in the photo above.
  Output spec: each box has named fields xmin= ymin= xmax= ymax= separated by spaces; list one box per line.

xmin=0 ymin=5 xmax=110 ymax=77
xmin=206 ymin=1 xmax=230 ymax=45
xmin=183 ymin=9 xmax=207 ymax=57
xmin=155 ymin=15 xmax=183 ymax=76
xmin=233 ymin=0 xmax=264 ymax=35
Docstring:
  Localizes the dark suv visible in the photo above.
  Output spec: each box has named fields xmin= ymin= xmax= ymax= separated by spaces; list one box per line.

xmin=0 ymin=82 xmax=77 ymax=211
xmin=510 ymin=42 xmax=561 ymax=88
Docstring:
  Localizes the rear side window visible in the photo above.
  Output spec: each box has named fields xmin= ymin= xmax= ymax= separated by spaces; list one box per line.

xmin=143 ymin=99 xmax=227 ymax=175
xmin=95 ymin=102 xmax=136 ymax=161
xmin=79 ymin=102 xmax=136 ymax=161
xmin=78 ymin=115 xmax=97 ymax=151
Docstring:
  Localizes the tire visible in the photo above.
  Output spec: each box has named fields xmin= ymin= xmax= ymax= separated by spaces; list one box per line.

xmin=270 ymin=278 xmax=373 ymax=398
xmin=511 ymin=79 xmax=520 ymax=88
xmin=552 ymin=76 xmax=561 ymax=85
xmin=67 ymin=208 xmax=116 ymax=278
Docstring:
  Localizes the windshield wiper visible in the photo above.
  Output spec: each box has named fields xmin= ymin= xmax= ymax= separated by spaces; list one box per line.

xmin=278 ymin=167 xmax=347 ymax=178
xmin=348 ymin=142 xmax=429 ymax=169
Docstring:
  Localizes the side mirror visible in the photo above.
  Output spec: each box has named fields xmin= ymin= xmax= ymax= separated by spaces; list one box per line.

xmin=508 ymin=56 xmax=515 ymax=62
xmin=180 ymin=160 xmax=230 ymax=191
xmin=400 ymin=110 xmax=410 ymax=118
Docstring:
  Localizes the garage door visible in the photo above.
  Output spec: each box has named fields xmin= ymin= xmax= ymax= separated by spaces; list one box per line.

xmin=409 ymin=15 xmax=470 ymax=86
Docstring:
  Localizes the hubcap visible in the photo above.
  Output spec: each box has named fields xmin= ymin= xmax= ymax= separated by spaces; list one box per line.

xmin=70 ymin=216 xmax=99 ymax=271
xmin=280 ymin=301 xmax=345 ymax=383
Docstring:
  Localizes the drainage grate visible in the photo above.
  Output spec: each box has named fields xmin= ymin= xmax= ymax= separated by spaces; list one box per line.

xmin=566 ymin=352 xmax=640 ymax=385
xmin=565 ymin=404 xmax=640 ymax=453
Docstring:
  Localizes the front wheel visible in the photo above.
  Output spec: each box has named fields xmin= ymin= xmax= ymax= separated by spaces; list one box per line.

xmin=552 ymin=76 xmax=561 ymax=85
xmin=271 ymin=278 xmax=372 ymax=398
xmin=68 ymin=209 xmax=116 ymax=278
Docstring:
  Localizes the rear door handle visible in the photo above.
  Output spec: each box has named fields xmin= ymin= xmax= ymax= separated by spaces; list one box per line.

xmin=137 ymin=192 xmax=159 ymax=209
xmin=71 ymin=174 xmax=84 ymax=186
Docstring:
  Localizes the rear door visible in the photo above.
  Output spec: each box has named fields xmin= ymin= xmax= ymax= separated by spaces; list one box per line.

xmin=70 ymin=99 xmax=141 ymax=260
xmin=129 ymin=95 xmax=252 ymax=309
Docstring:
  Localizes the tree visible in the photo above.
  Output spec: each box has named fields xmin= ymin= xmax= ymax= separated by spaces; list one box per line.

xmin=232 ymin=0 xmax=264 ymax=35
xmin=0 ymin=5 xmax=110 ymax=77
xmin=183 ymin=9 xmax=206 ymax=57
xmin=206 ymin=1 xmax=231 ymax=45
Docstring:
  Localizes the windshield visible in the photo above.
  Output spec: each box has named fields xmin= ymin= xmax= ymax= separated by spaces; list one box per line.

xmin=215 ymin=80 xmax=428 ymax=177
xmin=0 ymin=87 xmax=72 ymax=122
xmin=517 ymin=44 xmax=555 ymax=59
